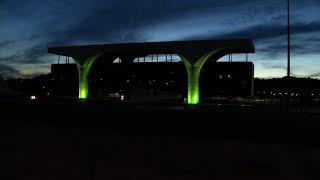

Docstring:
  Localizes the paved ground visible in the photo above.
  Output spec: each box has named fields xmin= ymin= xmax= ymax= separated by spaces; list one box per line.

xmin=1 ymin=97 xmax=320 ymax=179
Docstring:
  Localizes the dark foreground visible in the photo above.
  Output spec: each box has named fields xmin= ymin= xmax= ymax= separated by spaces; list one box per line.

xmin=1 ymin=97 xmax=320 ymax=179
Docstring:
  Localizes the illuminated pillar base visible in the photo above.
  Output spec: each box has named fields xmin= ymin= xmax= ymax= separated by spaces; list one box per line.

xmin=78 ymin=66 xmax=89 ymax=99
xmin=186 ymin=66 xmax=201 ymax=104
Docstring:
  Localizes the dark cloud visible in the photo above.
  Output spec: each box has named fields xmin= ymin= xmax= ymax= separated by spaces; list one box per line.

xmin=262 ymin=63 xmax=287 ymax=70
xmin=21 ymin=44 xmax=48 ymax=64
xmin=45 ymin=0 xmax=207 ymax=45
xmin=0 ymin=64 xmax=22 ymax=78
xmin=44 ymin=0 xmax=280 ymax=46
xmin=257 ymin=43 xmax=304 ymax=59
xmin=45 ymin=7 xmax=150 ymax=46
xmin=261 ymin=63 xmax=300 ymax=77
xmin=0 ymin=63 xmax=46 ymax=79
xmin=307 ymin=72 xmax=320 ymax=78
xmin=257 ymin=33 xmax=320 ymax=59
xmin=183 ymin=21 xmax=320 ymax=60
xmin=0 ymin=40 xmax=15 ymax=47
xmin=0 ymin=43 xmax=47 ymax=64
xmin=184 ymin=21 xmax=320 ymax=42
xmin=0 ymin=64 xmax=20 ymax=73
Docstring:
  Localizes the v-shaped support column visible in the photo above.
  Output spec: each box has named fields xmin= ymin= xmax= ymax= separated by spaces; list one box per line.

xmin=74 ymin=52 xmax=104 ymax=99
xmin=180 ymin=49 xmax=223 ymax=104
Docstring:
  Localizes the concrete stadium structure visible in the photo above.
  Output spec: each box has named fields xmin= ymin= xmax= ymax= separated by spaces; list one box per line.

xmin=48 ymin=40 xmax=255 ymax=104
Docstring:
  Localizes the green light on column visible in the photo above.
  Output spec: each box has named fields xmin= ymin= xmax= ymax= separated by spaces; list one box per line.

xmin=187 ymin=66 xmax=200 ymax=104
xmin=180 ymin=49 xmax=223 ymax=105
xmin=80 ymin=89 xmax=86 ymax=98
xmin=75 ymin=52 xmax=104 ymax=99
xmin=78 ymin=66 xmax=89 ymax=98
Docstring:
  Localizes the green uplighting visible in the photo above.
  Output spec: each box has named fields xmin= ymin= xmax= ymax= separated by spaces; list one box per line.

xmin=78 ymin=66 xmax=90 ymax=99
xmin=186 ymin=66 xmax=200 ymax=104
xmin=75 ymin=52 xmax=104 ymax=99
xmin=181 ymin=49 xmax=223 ymax=104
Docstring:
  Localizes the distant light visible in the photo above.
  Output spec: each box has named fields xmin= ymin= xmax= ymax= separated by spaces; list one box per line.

xmin=47 ymin=93 xmax=50 ymax=96
xmin=127 ymin=79 xmax=130 ymax=83
xmin=285 ymin=93 xmax=287 ymax=95
xmin=30 ymin=95 xmax=36 ymax=100
xmin=43 ymin=86 xmax=45 ymax=89
xmin=121 ymin=95 xmax=125 ymax=101
xmin=311 ymin=94 xmax=314 ymax=96
xmin=100 ymin=78 xmax=103 ymax=81
xmin=110 ymin=92 xmax=120 ymax=98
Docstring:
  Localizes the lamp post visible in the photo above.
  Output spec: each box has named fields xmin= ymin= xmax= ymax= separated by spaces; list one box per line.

xmin=287 ymin=0 xmax=290 ymax=78
xmin=287 ymin=0 xmax=291 ymax=111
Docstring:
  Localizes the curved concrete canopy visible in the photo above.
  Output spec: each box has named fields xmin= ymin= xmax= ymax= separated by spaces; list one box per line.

xmin=48 ymin=39 xmax=255 ymax=104
xmin=48 ymin=39 xmax=255 ymax=64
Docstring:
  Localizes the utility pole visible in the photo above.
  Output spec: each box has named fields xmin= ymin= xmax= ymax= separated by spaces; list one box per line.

xmin=287 ymin=0 xmax=291 ymax=111
xmin=287 ymin=0 xmax=290 ymax=78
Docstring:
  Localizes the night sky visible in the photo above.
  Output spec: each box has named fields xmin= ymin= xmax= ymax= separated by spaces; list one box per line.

xmin=1 ymin=0 xmax=319 ymax=79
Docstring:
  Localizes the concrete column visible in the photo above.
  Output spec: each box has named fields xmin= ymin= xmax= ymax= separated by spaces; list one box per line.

xmin=78 ymin=65 xmax=90 ymax=99
xmin=180 ymin=49 xmax=223 ymax=104
xmin=74 ymin=52 xmax=104 ymax=99
xmin=186 ymin=66 xmax=201 ymax=104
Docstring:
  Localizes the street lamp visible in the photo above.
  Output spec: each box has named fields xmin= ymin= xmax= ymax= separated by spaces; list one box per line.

xmin=287 ymin=0 xmax=291 ymax=111
xmin=287 ymin=0 xmax=290 ymax=78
